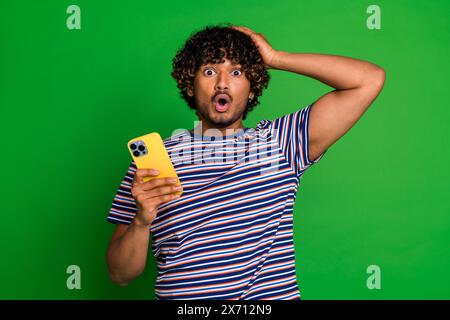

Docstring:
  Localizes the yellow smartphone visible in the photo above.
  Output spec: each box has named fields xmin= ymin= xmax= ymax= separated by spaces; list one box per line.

xmin=127 ymin=132 xmax=182 ymax=196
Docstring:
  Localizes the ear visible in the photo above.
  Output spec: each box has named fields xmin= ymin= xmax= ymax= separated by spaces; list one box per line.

xmin=249 ymin=92 xmax=254 ymax=101
xmin=186 ymin=83 xmax=194 ymax=97
xmin=187 ymin=87 xmax=193 ymax=97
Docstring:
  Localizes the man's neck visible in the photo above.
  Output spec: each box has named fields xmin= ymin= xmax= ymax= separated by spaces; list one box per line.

xmin=191 ymin=120 xmax=246 ymax=137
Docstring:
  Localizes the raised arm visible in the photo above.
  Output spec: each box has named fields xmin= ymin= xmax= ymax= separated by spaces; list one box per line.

xmin=271 ymin=51 xmax=386 ymax=161
xmin=230 ymin=26 xmax=386 ymax=161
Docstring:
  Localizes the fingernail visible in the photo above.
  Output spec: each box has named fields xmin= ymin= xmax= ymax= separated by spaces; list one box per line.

xmin=152 ymin=170 xmax=160 ymax=174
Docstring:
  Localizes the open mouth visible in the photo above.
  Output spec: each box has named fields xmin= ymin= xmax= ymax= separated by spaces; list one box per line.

xmin=213 ymin=93 xmax=231 ymax=113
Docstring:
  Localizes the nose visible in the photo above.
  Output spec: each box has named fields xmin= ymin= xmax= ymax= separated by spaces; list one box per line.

xmin=215 ymin=72 xmax=229 ymax=91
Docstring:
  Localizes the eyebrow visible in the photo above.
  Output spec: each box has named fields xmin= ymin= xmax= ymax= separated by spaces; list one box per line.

xmin=203 ymin=63 xmax=242 ymax=68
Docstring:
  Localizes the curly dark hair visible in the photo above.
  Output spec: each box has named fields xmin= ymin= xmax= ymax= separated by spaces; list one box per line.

xmin=171 ymin=23 xmax=271 ymax=120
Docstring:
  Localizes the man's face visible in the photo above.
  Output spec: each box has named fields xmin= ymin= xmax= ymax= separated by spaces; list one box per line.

xmin=187 ymin=57 xmax=254 ymax=130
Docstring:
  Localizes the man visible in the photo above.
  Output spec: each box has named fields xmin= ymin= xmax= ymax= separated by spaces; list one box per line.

xmin=106 ymin=24 xmax=385 ymax=300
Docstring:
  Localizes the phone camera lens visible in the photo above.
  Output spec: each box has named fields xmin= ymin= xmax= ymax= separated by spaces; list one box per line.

xmin=133 ymin=151 xmax=140 ymax=157
xmin=138 ymin=145 xmax=145 ymax=151
xmin=130 ymin=143 xmax=137 ymax=150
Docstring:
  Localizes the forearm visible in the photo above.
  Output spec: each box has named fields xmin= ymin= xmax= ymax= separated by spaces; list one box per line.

xmin=271 ymin=51 xmax=385 ymax=90
xmin=107 ymin=219 xmax=151 ymax=286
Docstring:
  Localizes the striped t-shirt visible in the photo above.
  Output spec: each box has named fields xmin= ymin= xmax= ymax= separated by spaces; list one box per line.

xmin=107 ymin=103 xmax=326 ymax=300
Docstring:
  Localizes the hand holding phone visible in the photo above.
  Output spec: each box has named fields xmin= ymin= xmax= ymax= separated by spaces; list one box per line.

xmin=127 ymin=132 xmax=183 ymax=226
xmin=131 ymin=169 xmax=182 ymax=226
xmin=127 ymin=132 xmax=182 ymax=190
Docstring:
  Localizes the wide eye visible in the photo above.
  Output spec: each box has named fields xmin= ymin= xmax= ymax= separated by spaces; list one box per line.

xmin=204 ymin=68 xmax=215 ymax=76
xmin=232 ymin=69 xmax=242 ymax=76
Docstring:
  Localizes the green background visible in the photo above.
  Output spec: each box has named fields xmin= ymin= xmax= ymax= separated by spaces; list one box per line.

xmin=1 ymin=0 xmax=449 ymax=299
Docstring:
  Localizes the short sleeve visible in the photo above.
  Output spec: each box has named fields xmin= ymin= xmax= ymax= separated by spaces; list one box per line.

xmin=273 ymin=103 xmax=327 ymax=177
xmin=106 ymin=161 xmax=139 ymax=225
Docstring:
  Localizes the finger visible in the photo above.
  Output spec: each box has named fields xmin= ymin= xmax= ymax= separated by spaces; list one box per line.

xmin=142 ymin=184 xmax=182 ymax=199
xmin=132 ymin=177 xmax=179 ymax=200
xmin=235 ymin=26 xmax=253 ymax=33
xmin=135 ymin=186 xmax=181 ymax=203
xmin=139 ymin=177 xmax=179 ymax=191
xmin=156 ymin=193 xmax=181 ymax=204
xmin=141 ymin=193 xmax=181 ymax=210
xmin=230 ymin=26 xmax=251 ymax=33
xmin=133 ymin=168 xmax=160 ymax=185
xmin=236 ymin=28 xmax=260 ymax=41
xmin=136 ymin=168 xmax=160 ymax=178
xmin=132 ymin=173 xmax=143 ymax=186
